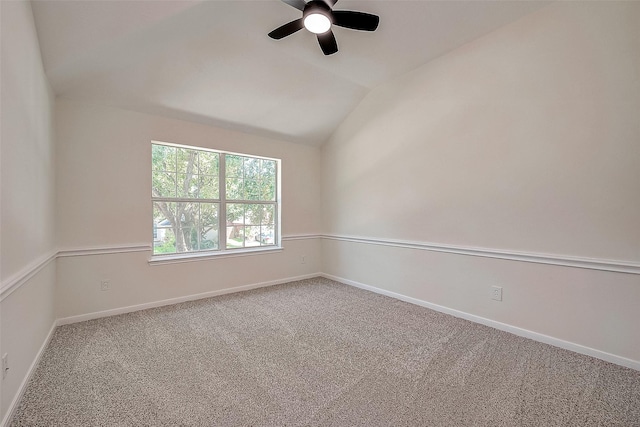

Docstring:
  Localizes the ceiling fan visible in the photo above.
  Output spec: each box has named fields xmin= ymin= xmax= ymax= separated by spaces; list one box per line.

xmin=268 ymin=0 xmax=379 ymax=55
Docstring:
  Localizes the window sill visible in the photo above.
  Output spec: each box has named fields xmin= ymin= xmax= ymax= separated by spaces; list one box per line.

xmin=148 ymin=246 xmax=283 ymax=265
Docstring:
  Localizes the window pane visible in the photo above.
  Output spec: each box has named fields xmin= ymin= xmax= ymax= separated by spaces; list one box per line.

xmin=153 ymin=201 xmax=174 ymax=228
xmin=244 ymin=157 xmax=260 ymax=179
xmin=198 ymin=151 xmax=218 ymax=176
xmin=227 ymin=226 xmax=245 ymax=249
xmin=154 ymin=228 xmax=177 ymax=254
xmin=174 ymin=202 xmax=198 ymax=252
xmin=226 ymin=178 xmax=243 ymax=200
xmin=176 ymin=202 xmax=198 ymax=227
xmin=199 ymin=203 xmax=219 ymax=250
xmin=261 ymin=160 xmax=276 ymax=201
xmin=177 ymin=173 xmax=198 ymax=198
xmin=260 ymin=180 xmax=275 ymax=201
xmin=152 ymin=144 xmax=176 ymax=172
xmin=173 ymin=228 xmax=197 ymax=253
xmin=261 ymin=205 xmax=275 ymax=225
xmin=153 ymin=201 xmax=175 ymax=255
xmin=246 ymin=226 xmax=261 ymax=247
xmin=226 ymin=203 xmax=245 ymax=225
xmin=262 ymin=159 xmax=276 ymax=179
xmin=226 ymin=203 xmax=245 ymax=249
xmin=226 ymin=155 xmax=243 ymax=178
xmin=152 ymin=171 xmax=176 ymax=198
xmin=260 ymin=225 xmax=275 ymax=246
xmin=176 ymin=148 xmax=198 ymax=176
xmin=245 ymin=204 xmax=261 ymax=225
xmin=244 ymin=179 xmax=260 ymax=200
xmin=198 ymin=175 xmax=219 ymax=199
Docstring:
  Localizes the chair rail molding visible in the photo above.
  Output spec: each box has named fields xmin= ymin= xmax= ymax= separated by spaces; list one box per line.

xmin=3 ymin=234 xmax=636 ymax=302
xmin=282 ymin=234 xmax=322 ymax=241
xmin=57 ymin=244 xmax=151 ymax=257
xmin=0 ymin=250 xmax=58 ymax=302
xmin=321 ymin=234 xmax=640 ymax=275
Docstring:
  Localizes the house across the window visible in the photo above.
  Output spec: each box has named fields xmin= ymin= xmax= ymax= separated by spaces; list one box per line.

xmin=151 ymin=141 xmax=280 ymax=257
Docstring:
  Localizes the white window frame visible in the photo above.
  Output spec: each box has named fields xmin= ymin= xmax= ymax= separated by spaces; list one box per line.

xmin=150 ymin=141 xmax=281 ymax=264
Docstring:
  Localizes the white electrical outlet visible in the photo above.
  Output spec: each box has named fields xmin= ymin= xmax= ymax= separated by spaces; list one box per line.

xmin=100 ymin=280 xmax=110 ymax=291
xmin=301 ymin=255 xmax=306 ymax=264
xmin=491 ymin=286 xmax=503 ymax=301
xmin=2 ymin=353 xmax=8 ymax=379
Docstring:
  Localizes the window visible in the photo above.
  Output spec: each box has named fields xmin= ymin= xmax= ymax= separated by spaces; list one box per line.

xmin=151 ymin=142 xmax=279 ymax=257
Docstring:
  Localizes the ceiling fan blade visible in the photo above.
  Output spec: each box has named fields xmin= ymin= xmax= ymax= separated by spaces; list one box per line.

xmin=268 ymin=19 xmax=304 ymax=40
xmin=332 ymin=11 xmax=379 ymax=31
xmin=317 ymin=30 xmax=338 ymax=55
xmin=280 ymin=0 xmax=307 ymax=11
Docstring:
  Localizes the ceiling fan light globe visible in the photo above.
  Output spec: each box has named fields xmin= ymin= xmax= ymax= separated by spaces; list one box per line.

xmin=304 ymin=13 xmax=331 ymax=34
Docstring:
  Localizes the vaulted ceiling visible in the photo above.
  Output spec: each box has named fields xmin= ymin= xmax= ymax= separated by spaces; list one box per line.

xmin=31 ymin=0 xmax=548 ymax=145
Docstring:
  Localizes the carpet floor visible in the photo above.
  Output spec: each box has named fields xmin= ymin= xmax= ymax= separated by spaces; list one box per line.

xmin=11 ymin=277 xmax=640 ymax=426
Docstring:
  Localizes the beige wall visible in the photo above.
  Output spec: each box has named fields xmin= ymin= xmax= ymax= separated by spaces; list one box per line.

xmin=321 ymin=2 xmax=640 ymax=361
xmin=1 ymin=2 xmax=56 ymax=278
xmin=54 ymin=99 xmax=322 ymax=318
xmin=0 ymin=0 xmax=57 ymax=420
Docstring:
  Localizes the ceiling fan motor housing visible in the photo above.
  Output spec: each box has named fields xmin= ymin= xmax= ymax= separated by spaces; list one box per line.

xmin=303 ymin=1 xmax=333 ymax=32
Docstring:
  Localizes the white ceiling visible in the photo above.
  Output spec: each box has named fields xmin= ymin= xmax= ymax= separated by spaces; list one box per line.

xmin=31 ymin=0 xmax=548 ymax=146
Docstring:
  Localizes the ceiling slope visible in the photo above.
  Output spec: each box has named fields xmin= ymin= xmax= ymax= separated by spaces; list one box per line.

xmin=31 ymin=0 xmax=549 ymax=145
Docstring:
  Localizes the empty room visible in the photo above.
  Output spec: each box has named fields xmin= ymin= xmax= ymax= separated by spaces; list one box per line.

xmin=1 ymin=0 xmax=639 ymax=425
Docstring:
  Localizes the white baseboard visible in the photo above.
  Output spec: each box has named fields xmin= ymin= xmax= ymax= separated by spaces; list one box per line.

xmin=56 ymin=273 xmax=322 ymax=326
xmin=321 ymin=273 xmax=640 ymax=372
xmin=1 ymin=321 xmax=57 ymax=427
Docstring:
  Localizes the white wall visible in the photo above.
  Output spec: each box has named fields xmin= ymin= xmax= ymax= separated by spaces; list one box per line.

xmin=55 ymin=99 xmax=322 ymax=319
xmin=321 ymin=2 xmax=640 ymax=363
xmin=0 ymin=0 xmax=57 ymax=421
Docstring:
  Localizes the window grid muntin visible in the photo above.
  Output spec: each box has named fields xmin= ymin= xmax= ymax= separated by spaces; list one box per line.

xmin=225 ymin=201 xmax=277 ymax=250
xmin=152 ymin=142 xmax=279 ymax=257
xmin=225 ymin=154 xmax=277 ymax=202
xmin=152 ymin=200 xmax=221 ymax=255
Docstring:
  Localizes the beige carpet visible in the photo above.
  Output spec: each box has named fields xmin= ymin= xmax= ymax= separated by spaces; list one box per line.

xmin=11 ymin=277 xmax=640 ymax=426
